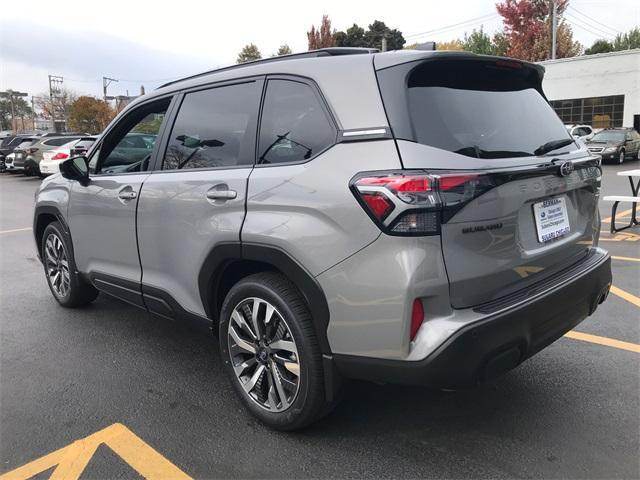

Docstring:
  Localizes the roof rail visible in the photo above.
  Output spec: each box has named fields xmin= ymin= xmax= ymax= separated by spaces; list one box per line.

xmin=158 ymin=47 xmax=379 ymax=89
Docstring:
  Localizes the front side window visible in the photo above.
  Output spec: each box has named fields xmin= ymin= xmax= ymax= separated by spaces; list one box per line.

xmin=258 ymin=79 xmax=335 ymax=165
xmin=162 ymin=81 xmax=261 ymax=170
xmin=91 ymin=99 xmax=169 ymax=174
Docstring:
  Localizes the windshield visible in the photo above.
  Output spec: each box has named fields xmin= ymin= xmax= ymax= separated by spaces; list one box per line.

xmin=591 ymin=131 xmax=625 ymax=143
xmin=378 ymin=59 xmax=575 ymax=159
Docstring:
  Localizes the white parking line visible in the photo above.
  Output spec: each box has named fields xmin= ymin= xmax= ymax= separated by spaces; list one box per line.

xmin=0 ymin=227 xmax=32 ymax=235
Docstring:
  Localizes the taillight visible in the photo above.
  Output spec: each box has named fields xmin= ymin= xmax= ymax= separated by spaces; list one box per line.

xmin=351 ymin=171 xmax=489 ymax=235
xmin=410 ymin=298 xmax=424 ymax=341
xmin=51 ymin=152 xmax=69 ymax=161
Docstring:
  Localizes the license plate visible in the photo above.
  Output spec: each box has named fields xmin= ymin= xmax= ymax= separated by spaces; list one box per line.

xmin=533 ymin=197 xmax=570 ymax=243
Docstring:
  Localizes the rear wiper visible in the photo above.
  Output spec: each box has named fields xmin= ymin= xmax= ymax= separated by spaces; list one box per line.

xmin=454 ymin=146 xmax=531 ymax=159
xmin=534 ymin=138 xmax=575 ymax=156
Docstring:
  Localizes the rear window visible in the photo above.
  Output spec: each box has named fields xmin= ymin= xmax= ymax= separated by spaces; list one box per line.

xmin=16 ymin=139 xmax=36 ymax=148
xmin=378 ymin=59 xmax=574 ymax=159
xmin=44 ymin=137 xmax=80 ymax=147
xmin=591 ymin=131 xmax=625 ymax=142
xmin=74 ymin=139 xmax=96 ymax=149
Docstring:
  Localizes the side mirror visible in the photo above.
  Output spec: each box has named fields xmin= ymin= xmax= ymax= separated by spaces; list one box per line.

xmin=60 ymin=156 xmax=89 ymax=186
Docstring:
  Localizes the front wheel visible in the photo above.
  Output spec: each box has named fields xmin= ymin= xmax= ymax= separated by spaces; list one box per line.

xmin=219 ymin=272 xmax=332 ymax=430
xmin=618 ymin=149 xmax=625 ymax=164
xmin=41 ymin=222 xmax=99 ymax=307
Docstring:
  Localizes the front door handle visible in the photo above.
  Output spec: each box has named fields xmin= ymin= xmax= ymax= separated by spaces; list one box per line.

xmin=206 ymin=189 xmax=237 ymax=201
xmin=118 ymin=188 xmax=137 ymax=200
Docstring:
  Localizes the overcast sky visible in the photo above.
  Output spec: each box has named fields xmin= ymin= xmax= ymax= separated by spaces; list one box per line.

xmin=1 ymin=0 xmax=638 ymax=99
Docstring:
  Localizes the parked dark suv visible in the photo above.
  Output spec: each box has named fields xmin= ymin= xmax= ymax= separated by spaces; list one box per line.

xmin=586 ymin=128 xmax=640 ymax=164
xmin=33 ymin=48 xmax=612 ymax=430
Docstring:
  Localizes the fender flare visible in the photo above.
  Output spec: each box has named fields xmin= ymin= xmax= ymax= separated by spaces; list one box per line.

xmin=198 ymin=242 xmax=332 ymax=354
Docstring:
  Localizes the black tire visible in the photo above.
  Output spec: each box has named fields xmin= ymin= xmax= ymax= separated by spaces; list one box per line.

xmin=41 ymin=221 xmax=99 ymax=307
xmin=219 ymin=272 xmax=332 ymax=430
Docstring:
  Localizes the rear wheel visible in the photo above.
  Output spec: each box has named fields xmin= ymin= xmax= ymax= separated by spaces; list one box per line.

xmin=41 ymin=222 xmax=98 ymax=307
xmin=219 ymin=272 xmax=331 ymax=430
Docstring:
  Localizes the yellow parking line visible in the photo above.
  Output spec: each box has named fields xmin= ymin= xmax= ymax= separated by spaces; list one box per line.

xmin=611 ymin=255 xmax=640 ymax=262
xmin=609 ymin=285 xmax=640 ymax=308
xmin=565 ymin=331 xmax=640 ymax=353
xmin=0 ymin=227 xmax=32 ymax=235
xmin=602 ymin=208 xmax=633 ymax=224
xmin=0 ymin=423 xmax=191 ymax=480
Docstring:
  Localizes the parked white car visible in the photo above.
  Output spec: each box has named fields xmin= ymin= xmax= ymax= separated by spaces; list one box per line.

xmin=39 ymin=139 xmax=79 ymax=176
xmin=566 ymin=124 xmax=595 ymax=141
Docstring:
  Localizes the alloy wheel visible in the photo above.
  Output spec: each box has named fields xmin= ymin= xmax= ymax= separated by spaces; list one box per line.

xmin=227 ymin=297 xmax=300 ymax=412
xmin=44 ymin=233 xmax=70 ymax=298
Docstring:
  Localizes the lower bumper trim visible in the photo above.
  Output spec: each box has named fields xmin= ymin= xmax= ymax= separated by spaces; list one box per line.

xmin=334 ymin=250 xmax=611 ymax=388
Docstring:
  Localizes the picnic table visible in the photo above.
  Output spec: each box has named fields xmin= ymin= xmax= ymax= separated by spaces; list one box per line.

xmin=603 ymin=169 xmax=640 ymax=233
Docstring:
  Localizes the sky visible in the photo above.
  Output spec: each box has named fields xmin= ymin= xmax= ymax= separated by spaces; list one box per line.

xmin=1 ymin=0 xmax=638 ymax=100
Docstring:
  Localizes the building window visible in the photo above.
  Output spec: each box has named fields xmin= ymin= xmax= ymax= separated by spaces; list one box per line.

xmin=550 ymin=95 xmax=624 ymax=129
xmin=549 ymin=95 xmax=624 ymax=128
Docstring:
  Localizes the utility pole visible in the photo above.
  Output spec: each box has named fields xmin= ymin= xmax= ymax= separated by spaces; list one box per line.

xmin=31 ymin=96 xmax=36 ymax=131
xmin=550 ymin=0 xmax=558 ymax=60
xmin=103 ymin=77 xmax=118 ymax=102
xmin=48 ymin=75 xmax=64 ymax=132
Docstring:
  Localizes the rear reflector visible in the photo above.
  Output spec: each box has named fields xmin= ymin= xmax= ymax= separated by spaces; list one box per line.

xmin=410 ymin=298 xmax=424 ymax=341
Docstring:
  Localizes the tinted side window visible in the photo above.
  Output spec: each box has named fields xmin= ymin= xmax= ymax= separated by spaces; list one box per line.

xmin=258 ymin=79 xmax=335 ymax=165
xmin=162 ymin=82 xmax=261 ymax=170
xmin=91 ymin=99 xmax=170 ymax=174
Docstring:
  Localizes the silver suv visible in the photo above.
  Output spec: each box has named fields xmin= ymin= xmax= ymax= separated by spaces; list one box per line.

xmin=33 ymin=48 xmax=612 ymax=430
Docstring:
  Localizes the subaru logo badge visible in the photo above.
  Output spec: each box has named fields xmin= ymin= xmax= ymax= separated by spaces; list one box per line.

xmin=559 ymin=162 xmax=574 ymax=177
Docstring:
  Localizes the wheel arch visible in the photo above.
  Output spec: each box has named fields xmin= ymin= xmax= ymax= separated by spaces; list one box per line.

xmin=33 ymin=205 xmax=69 ymax=259
xmin=198 ymin=242 xmax=332 ymax=354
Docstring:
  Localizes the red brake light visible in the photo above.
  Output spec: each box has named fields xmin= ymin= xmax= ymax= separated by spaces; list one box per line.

xmin=51 ymin=152 xmax=69 ymax=161
xmin=352 ymin=171 xmax=487 ymax=236
xmin=439 ymin=174 xmax=478 ymax=191
xmin=410 ymin=298 xmax=424 ymax=341
xmin=356 ymin=175 xmax=432 ymax=193
xmin=360 ymin=192 xmax=394 ymax=220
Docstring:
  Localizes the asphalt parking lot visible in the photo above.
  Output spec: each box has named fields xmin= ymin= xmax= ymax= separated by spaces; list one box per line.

xmin=1 ymin=164 xmax=638 ymax=479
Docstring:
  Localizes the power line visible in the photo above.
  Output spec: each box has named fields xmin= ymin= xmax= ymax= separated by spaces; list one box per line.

xmin=565 ymin=12 xmax=618 ymax=38
xmin=568 ymin=6 xmax=622 ymax=35
xmin=566 ymin=13 xmax=616 ymax=39
xmin=405 ymin=12 xmax=500 ymax=39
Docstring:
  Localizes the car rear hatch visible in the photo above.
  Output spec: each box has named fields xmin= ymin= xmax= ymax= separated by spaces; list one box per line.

xmin=376 ymin=53 xmax=602 ymax=309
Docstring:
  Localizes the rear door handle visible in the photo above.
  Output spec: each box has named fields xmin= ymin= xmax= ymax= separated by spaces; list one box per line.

xmin=118 ymin=188 xmax=137 ymax=200
xmin=206 ymin=189 xmax=237 ymax=200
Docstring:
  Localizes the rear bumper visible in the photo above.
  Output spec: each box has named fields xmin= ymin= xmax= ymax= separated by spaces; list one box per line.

xmin=334 ymin=248 xmax=611 ymax=388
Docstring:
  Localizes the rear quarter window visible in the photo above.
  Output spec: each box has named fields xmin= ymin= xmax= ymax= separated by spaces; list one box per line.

xmin=257 ymin=79 xmax=335 ymax=165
